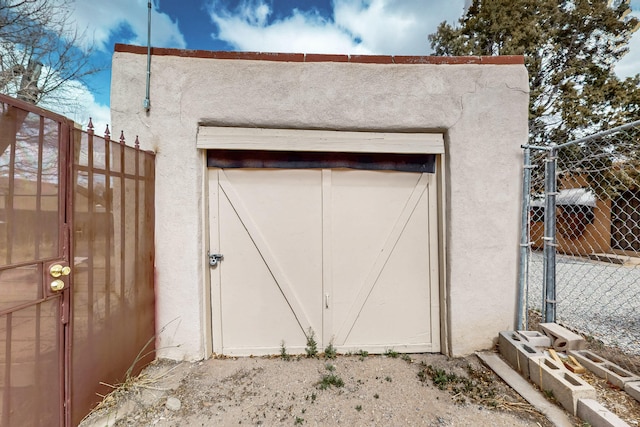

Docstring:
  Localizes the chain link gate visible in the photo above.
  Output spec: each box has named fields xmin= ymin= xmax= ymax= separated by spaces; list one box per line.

xmin=519 ymin=120 xmax=640 ymax=355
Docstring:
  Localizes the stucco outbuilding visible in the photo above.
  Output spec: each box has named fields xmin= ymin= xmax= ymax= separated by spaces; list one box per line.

xmin=110 ymin=44 xmax=528 ymax=361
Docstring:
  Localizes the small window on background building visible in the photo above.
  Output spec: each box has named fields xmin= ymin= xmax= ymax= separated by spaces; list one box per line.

xmin=529 ymin=195 xmax=545 ymax=223
xmin=530 ymin=205 xmax=545 ymax=223
xmin=529 ymin=188 xmax=596 ymax=230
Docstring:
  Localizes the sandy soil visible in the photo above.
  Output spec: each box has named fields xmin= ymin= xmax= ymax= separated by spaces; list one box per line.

xmin=81 ymin=353 xmax=559 ymax=427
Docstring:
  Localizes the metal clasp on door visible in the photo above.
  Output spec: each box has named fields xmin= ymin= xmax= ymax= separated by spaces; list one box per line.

xmin=208 ymin=252 xmax=224 ymax=268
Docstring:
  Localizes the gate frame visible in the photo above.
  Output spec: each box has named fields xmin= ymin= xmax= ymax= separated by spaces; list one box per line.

xmin=518 ymin=118 xmax=640 ymax=328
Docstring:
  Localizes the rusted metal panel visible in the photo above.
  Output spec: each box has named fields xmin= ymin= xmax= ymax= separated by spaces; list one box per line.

xmin=0 ymin=299 xmax=63 ymax=426
xmin=70 ymin=123 xmax=155 ymax=426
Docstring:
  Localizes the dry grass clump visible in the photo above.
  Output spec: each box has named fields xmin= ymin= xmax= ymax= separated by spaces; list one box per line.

xmin=417 ymin=357 xmax=554 ymax=426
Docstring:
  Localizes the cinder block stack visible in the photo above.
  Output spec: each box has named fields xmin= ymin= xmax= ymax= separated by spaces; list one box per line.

xmin=497 ymin=323 xmax=636 ymax=427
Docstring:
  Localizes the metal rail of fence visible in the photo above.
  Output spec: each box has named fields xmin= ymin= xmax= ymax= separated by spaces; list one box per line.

xmin=520 ymin=121 xmax=640 ymax=355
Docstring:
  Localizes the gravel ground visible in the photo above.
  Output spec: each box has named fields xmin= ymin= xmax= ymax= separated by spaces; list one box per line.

xmin=527 ymin=251 xmax=640 ymax=354
xmin=80 ymin=354 xmax=557 ymax=427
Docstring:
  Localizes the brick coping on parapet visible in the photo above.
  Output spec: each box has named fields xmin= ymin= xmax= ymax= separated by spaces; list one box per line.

xmin=114 ymin=43 xmax=524 ymax=66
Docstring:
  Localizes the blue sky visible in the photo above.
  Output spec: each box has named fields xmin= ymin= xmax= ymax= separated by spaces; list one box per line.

xmin=50 ymin=0 xmax=640 ymax=132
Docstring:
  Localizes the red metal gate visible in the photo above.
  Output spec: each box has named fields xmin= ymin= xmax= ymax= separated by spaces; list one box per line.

xmin=0 ymin=94 xmax=156 ymax=426
xmin=0 ymin=96 xmax=72 ymax=426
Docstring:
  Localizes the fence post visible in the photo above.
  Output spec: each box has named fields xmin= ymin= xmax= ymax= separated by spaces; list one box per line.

xmin=517 ymin=146 xmax=532 ymax=330
xmin=543 ymin=144 xmax=557 ymax=322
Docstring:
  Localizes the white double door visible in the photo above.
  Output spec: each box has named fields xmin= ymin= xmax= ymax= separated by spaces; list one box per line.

xmin=208 ymin=167 xmax=440 ymax=356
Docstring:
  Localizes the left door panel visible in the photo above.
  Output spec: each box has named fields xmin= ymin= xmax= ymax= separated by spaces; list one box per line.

xmin=210 ymin=169 xmax=323 ymax=355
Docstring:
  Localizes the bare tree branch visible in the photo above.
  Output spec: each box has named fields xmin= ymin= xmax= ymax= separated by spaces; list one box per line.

xmin=0 ymin=0 xmax=103 ymax=106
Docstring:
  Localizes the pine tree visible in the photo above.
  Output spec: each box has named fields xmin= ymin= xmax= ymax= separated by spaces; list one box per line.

xmin=429 ymin=0 xmax=640 ymax=145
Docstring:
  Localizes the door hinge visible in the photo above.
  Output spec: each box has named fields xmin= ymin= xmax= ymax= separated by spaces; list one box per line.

xmin=208 ymin=252 xmax=224 ymax=268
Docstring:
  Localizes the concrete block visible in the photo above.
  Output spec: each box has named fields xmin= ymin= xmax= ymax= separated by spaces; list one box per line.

xmin=577 ymin=399 xmax=630 ymax=427
xmin=528 ymin=355 xmax=566 ymax=387
xmin=569 ymin=350 xmax=640 ymax=389
xmin=498 ymin=331 xmax=545 ymax=380
xmin=517 ymin=330 xmax=552 ymax=348
xmin=538 ymin=322 xmax=586 ymax=351
xmin=623 ymin=381 xmax=640 ymax=403
xmin=529 ymin=356 xmax=596 ymax=415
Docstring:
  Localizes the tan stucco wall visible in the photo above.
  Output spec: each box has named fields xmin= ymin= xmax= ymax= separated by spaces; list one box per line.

xmin=110 ymin=46 xmax=529 ymax=361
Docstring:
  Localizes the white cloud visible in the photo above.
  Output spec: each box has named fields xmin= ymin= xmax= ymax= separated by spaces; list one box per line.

xmin=69 ymin=93 xmax=111 ymax=135
xmin=39 ymin=80 xmax=111 ymax=133
xmin=333 ymin=0 xmax=457 ymax=55
xmin=72 ymin=0 xmax=187 ymax=51
xmin=211 ymin=8 xmax=370 ymax=54
xmin=207 ymin=0 xmax=466 ymax=55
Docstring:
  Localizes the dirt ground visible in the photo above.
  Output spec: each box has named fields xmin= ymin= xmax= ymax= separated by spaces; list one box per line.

xmin=81 ymin=352 xmax=562 ymax=427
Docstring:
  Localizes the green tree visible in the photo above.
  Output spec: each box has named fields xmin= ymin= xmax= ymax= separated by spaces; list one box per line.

xmin=429 ymin=0 xmax=640 ymax=145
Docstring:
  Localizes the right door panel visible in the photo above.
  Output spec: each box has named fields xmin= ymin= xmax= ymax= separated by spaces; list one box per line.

xmin=329 ymin=170 xmax=440 ymax=353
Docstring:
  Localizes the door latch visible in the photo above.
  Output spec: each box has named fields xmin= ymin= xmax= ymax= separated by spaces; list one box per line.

xmin=208 ymin=252 xmax=224 ymax=268
xmin=50 ymin=264 xmax=71 ymax=278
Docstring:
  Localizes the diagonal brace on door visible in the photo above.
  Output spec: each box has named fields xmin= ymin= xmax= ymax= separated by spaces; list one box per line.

xmin=218 ymin=170 xmax=314 ymax=335
xmin=334 ymin=173 xmax=431 ymax=345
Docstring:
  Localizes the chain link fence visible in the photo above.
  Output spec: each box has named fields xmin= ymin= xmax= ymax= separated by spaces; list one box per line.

xmin=522 ymin=121 xmax=640 ymax=356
